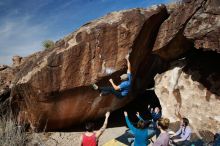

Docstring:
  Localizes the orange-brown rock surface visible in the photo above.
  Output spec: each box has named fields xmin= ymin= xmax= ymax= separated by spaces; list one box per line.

xmin=184 ymin=0 xmax=220 ymax=52
xmin=11 ymin=6 xmax=168 ymax=130
xmin=153 ymin=0 xmax=204 ymax=60
xmin=153 ymin=0 xmax=220 ymax=60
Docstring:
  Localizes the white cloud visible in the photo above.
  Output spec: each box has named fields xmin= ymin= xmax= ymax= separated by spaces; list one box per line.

xmin=0 ymin=0 xmax=66 ymax=64
xmin=59 ymin=0 xmax=75 ymax=9
xmin=0 ymin=13 xmax=54 ymax=65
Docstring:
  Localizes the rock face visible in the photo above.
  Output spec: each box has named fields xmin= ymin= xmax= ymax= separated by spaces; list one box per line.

xmin=152 ymin=0 xmax=220 ymax=134
xmin=12 ymin=56 xmax=23 ymax=67
xmin=12 ymin=6 xmax=168 ymax=130
xmin=153 ymin=0 xmax=220 ymax=60
xmin=0 ymin=65 xmax=8 ymax=71
xmin=154 ymin=50 xmax=220 ymax=134
xmin=184 ymin=0 xmax=220 ymax=52
xmin=0 ymin=66 xmax=14 ymax=102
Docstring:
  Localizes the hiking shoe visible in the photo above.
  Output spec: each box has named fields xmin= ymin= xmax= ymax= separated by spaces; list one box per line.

xmin=92 ymin=84 xmax=99 ymax=90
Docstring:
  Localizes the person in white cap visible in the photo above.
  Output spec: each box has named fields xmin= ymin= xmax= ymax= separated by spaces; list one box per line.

xmin=92 ymin=55 xmax=132 ymax=99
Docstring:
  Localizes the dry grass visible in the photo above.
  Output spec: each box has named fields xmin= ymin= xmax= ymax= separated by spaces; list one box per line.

xmin=0 ymin=117 xmax=28 ymax=146
xmin=0 ymin=99 xmax=48 ymax=146
xmin=0 ymin=100 xmax=29 ymax=146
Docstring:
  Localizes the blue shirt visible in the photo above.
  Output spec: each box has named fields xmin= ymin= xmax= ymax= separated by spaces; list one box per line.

xmin=151 ymin=112 xmax=162 ymax=122
xmin=137 ymin=112 xmax=162 ymax=129
xmin=125 ymin=116 xmax=155 ymax=146
xmin=137 ymin=112 xmax=161 ymax=123
xmin=119 ymin=73 xmax=132 ymax=96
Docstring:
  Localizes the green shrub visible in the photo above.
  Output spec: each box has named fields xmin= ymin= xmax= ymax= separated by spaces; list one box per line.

xmin=42 ymin=40 xmax=55 ymax=50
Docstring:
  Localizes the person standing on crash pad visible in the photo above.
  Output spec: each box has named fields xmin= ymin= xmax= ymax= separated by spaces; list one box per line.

xmin=92 ymin=54 xmax=132 ymax=99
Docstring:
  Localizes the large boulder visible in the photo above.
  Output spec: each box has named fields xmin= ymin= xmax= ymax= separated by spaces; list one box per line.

xmin=152 ymin=0 xmax=220 ymax=60
xmin=152 ymin=0 xmax=220 ymax=135
xmin=152 ymin=0 xmax=205 ymax=60
xmin=184 ymin=0 xmax=220 ymax=52
xmin=154 ymin=51 xmax=220 ymax=134
xmin=12 ymin=6 xmax=168 ymax=130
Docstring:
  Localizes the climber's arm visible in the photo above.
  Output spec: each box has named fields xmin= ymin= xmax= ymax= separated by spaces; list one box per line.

xmin=95 ymin=112 xmax=110 ymax=138
xmin=125 ymin=55 xmax=131 ymax=73
xmin=109 ymin=79 xmax=120 ymax=90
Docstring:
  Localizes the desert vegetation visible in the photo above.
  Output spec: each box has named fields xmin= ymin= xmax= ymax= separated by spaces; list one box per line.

xmin=0 ymin=100 xmax=29 ymax=146
xmin=42 ymin=40 xmax=55 ymax=50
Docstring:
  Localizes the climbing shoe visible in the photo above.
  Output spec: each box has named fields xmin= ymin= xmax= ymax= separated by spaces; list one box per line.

xmin=92 ymin=84 xmax=99 ymax=90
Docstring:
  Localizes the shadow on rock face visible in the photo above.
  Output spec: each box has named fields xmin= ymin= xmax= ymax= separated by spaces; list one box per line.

xmin=57 ymin=90 xmax=160 ymax=132
xmin=183 ymin=49 xmax=220 ymax=98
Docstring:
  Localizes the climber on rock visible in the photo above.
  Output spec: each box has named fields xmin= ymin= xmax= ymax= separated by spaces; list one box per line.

xmin=92 ymin=54 xmax=132 ymax=99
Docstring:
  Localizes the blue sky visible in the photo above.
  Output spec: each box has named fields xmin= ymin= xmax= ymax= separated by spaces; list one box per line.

xmin=0 ymin=0 xmax=169 ymax=65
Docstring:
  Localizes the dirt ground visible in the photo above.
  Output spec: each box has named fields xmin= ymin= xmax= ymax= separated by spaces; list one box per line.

xmin=30 ymin=126 xmax=127 ymax=146
xmin=29 ymin=123 xmax=214 ymax=146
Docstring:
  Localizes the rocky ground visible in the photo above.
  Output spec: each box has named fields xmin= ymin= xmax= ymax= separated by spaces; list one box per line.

xmin=29 ymin=124 xmax=214 ymax=146
xmin=30 ymin=126 xmax=127 ymax=146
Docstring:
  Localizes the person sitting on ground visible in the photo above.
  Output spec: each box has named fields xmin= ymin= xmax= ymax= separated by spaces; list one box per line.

xmin=124 ymin=111 xmax=155 ymax=146
xmin=80 ymin=111 xmax=110 ymax=146
xmin=170 ymin=117 xmax=192 ymax=146
xmin=92 ymin=55 xmax=132 ymax=99
xmin=152 ymin=118 xmax=170 ymax=146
